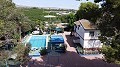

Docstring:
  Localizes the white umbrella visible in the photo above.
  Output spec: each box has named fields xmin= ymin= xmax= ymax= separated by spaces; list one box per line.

xmin=44 ymin=15 xmax=56 ymax=23
xmin=44 ymin=15 xmax=56 ymax=18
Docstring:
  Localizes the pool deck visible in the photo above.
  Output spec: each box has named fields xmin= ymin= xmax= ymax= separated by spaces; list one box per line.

xmin=24 ymin=32 xmax=119 ymax=67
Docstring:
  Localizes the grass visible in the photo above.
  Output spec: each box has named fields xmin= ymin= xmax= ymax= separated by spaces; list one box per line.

xmin=22 ymin=8 xmax=59 ymax=22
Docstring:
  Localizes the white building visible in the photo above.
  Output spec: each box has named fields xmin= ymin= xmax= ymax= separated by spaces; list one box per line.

xmin=74 ymin=19 xmax=102 ymax=54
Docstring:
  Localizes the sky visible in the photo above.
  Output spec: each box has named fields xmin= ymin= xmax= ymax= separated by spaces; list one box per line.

xmin=12 ymin=0 xmax=94 ymax=10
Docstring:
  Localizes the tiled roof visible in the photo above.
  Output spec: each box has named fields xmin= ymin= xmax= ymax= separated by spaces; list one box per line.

xmin=74 ymin=21 xmax=80 ymax=25
xmin=74 ymin=19 xmax=96 ymax=30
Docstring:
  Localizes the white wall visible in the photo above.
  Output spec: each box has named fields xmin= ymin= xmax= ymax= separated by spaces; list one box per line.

xmin=84 ymin=30 xmax=100 ymax=39
xmin=75 ymin=25 xmax=85 ymax=47
xmin=83 ymin=30 xmax=102 ymax=48
xmin=76 ymin=25 xmax=85 ymax=39
xmin=84 ymin=40 xmax=102 ymax=48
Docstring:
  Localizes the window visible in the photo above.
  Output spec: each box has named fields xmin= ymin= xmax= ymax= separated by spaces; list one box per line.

xmin=78 ymin=25 xmax=80 ymax=30
xmin=89 ymin=31 xmax=94 ymax=37
xmin=75 ymin=25 xmax=77 ymax=28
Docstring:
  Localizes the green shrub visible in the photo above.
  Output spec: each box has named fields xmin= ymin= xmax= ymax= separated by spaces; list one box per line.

xmin=59 ymin=44 xmax=66 ymax=49
xmin=39 ymin=48 xmax=47 ymax=55
xmin=58 ymin=44 xmax=66 ymax=53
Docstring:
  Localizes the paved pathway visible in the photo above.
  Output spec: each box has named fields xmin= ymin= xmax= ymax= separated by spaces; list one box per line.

xmin=62 ymin=32 xmax=77 ymax=52
xmin=24 ymin=32 xmax=119 ymax=67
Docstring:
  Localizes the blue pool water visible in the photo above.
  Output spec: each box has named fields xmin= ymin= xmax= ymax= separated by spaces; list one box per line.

xmin=29 ymin=35 xmax=46 ymax=48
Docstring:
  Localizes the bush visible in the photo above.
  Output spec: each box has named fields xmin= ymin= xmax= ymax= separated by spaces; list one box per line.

xmin=39 ymin=48 xmax=47 ymax=55
xmin=59 ymin=44 xmax=66 ymax=50
xmin=55 ymin=44 xmax=66 ymax=53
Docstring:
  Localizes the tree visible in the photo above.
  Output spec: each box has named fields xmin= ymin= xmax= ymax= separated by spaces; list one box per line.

xmin=0 ymin=50 xmax=10 ymax=66
xmin=0 ymin=0 xmax=32 ymax=41
xmin=94 ymin=0 xmax=120 ymax=64
xmin=75 ymin=2 xmax=100 ymax=23
xmin=0 ymin=0 xmax=32 ymax=66
xmin=12 ymin=43 xmax=31 ymax=65
xmin=0 ymin=0 xmax=16 ymax=37
xmin=0 ymin=20 xmax=5 ymax=38
xmin=21 ymin=22 xmax=32 ymax=36
xmin=77 ymin=0 xmax=120 ymax=64
xmin=60 ymin=13 xmax=75 ymax=30
xmin=67 ymin=13 xmax=76 ymax=28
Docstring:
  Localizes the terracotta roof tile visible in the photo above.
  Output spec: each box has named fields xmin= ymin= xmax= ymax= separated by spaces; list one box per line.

xmin=74 ymin=21 xmax=80 ymax=25
xmin=75 ymin=19 xmax=96 ymax=30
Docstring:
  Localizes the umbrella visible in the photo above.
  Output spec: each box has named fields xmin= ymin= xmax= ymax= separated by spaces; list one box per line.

xmin=44 ymin=15 xmax=56 ymax=23
xmin=44 ymin=15 xmax=56 ymax=18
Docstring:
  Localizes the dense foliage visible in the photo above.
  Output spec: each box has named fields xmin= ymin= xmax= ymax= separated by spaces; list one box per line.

xmin=0 ymin=0 xmax=32 ymax=41
xmin=13 ymin=43 xmax=31 ymax=64
xmin=96 ymin=0 xmax=120 ymax=64
xmin=21 ymin=7 xmax=60 ymax=31
xmin=75 ymin=2 xmax=100 ymax=23
xmin=60 ymin=13 xmax=75 ymax=30
xmin=22 ymin=8 xmax=48 ymax=21
xmin=0 ymin=0 xmax=31 ymax=66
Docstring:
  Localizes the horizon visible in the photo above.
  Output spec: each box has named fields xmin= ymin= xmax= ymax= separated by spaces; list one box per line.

xmin=12 ymin=0 xmax=94 ymax=10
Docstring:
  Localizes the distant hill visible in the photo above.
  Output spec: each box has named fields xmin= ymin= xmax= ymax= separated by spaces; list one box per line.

xmin=16 ymin=5 xmax=77 ymax=11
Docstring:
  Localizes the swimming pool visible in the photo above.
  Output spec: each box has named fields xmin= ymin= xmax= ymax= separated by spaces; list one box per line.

xmin=29 ymin=35 xmax=47 ymax=48
xmin=28 ymin=35 xmax=48 ymax=57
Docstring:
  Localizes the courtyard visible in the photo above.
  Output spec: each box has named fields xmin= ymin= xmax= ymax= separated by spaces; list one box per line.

xmin=24 ymin=32 xmax=119 ymax=67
